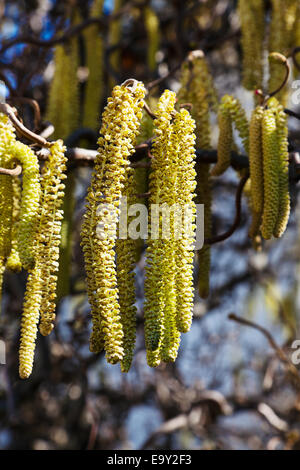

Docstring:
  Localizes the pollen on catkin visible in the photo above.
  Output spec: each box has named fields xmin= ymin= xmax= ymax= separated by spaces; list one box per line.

xmin=81 ymin=81 xmax=146 ymax=364
xmin=178 ymin=51 xmax=215 ymax=300
xmin=0 ymin=113 xmax=17 ymax=261
xmin=261 ymin=109 xmax=280 ymax=240
xmin=19 ymin=265 xmax=42 ymax=379
xmin=173 ymin=110 xmax=196 ymax=335
xmin=211 ymin=95 xmax=249 ymax=177
xmin=46 ymin=42 xmax=79 ymax=140
xmin=6 ymin=176 xmax=22 ymax=272
xmin=248 ymin=106 xmax=264 ymax=239
xmin=267 ymin=97 xmax=290 ymax=238
xmin=211 ymin=103 xmax=232 ymax=176
xmin=37 ymin=140 xmax=67 ymax=336
xmin=116 ymin=167 xmax=138 ymax=373
xmin=12 ymin=140 xmax=41 ymax=271
xmin=238 ymin=0 xmax=264 ymax=91
xmin=144 ymin=90 xmax=177 ymax=365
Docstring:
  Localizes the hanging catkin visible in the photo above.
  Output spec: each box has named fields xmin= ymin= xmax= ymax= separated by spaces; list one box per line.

xmin=261 ymin=109 xmax=280 ymax=239
xmin=109 ymin=0 xmax=122 ymax=87
xmin=19 ymin=265 xmax=42 ymax=379
xmin=173 ymin=110 xmax=196 ymax=335
xmin=116 ymin=166 xmax=139 ymax=373
xmin=211 ymin=95 xmax=249 ymax=176
xmin=211 ymin=103 xmax=232 ymax=176
xmin=0 ymin=114 xmax=16 ymax=262
xmin=248 ymin=106 xmax=264 ymax=239
xmin=6 ymin=176 xmax=22 ymax=272
xmin=268 ymin=0 xmax=298 ymax=104
xmin=238 ymin=0 xmax=264 ymax=91
xmin=46 ymin=41 xmax=79 ymax=140
xmin=177 ymin=50 xmax=216 ymax=299
xmin=83 ymin=0 xmax=104 ymax=130
xmin=18 ymin=140 xmax=67 ymax=378
xmin=12 ymin=140 xmax=41 ymax=271
xmin=144 ymin=90 xmax=176 ymax=365
xmin=81 ymin=81 xmax=145 ymax=364
xmin=38 ymin=141 xmax=67 ymax=336
xmin=144 ymin=92 xmax=197 ymax=366
xmin=267 ymin=97 xmax=290 ymax=238
xmin=144 ymin=6 xmax=160 ymax=72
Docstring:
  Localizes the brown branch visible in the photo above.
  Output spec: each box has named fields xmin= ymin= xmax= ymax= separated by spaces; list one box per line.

xmin=285 ymin=108 xmax=300 ymax=121
xmin=267 ymin=53 xmax=291 ymax=99
xmin=7 ymin=97 xmax=41 ymax=131
xmin=291 ymin=46 xmax=300 ymax=72
xmin=0 ymin=165 xmax=22 ymax=176
xmin=228 ymin=313 xmax=300 ymax=387
xmin=0 ymin=103 xmax=50 ymax=148
xmin=204 ymin=172 xmax=249 ymax=245
xmin=0 ymin=3 xmax=136 ymax=54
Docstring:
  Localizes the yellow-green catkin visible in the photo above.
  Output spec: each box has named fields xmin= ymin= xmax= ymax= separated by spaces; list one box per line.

xmin=173 ymin=110 xmax=197 ymax=335
xmin=238 ymin=0 xmax=264 ymax=91
xmin=177 ymin=50 xmax=217 ymax=299
xmin=81 ymin=81 xmax=145 ymax=364
xmin=38 ymin=140 xmax=67 ymax=336
xmin=0 ymin=113 xmax=17 ymax=308
xmin=6 ymin=176 xmax=22 ymax=272
xmin=12 ymin=141 xmax=41 ymax=271
xmin=19 ymin=140 xmax=67 ymax=378
xmin=269 ymin=0 xmax=298 ymax=104
xmin=211 ymin=95 xmax=249 ymax=176
xmin=248 ymin=106 xmax=264 ymax=239
xmin=46 ymin=41 xmax=79 ymax=140
xmin=144 ymin=90 xmax=177 ymax=365
xmin=267 ymin=97 xmax=290 ymax=238
xmin=211 ymin=104 xmax=232 ymax=176
xmin=0 ymin=113 xmax=16 ymax=261
xmin=109 ymin=0 xmax=122 ymax=86
xmin=294 ymin=4 xmax=300 ymax=78
xmin=19 ymin=265 xmax=42 ymax=379
xmin=144 ymin=6 xmax=160 ymax=72
xmin=116 ymin=167 xmax=138 ymax=372
xmin=83 ymin=0 xmax=104 ymax=130
xmin=56 ymin=172 xmax=75 ymax=300
xmin=261 ymin=109 xmax=280 ymax=239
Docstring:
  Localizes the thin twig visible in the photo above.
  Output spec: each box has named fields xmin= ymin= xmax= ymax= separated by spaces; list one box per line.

xmin=205 ymin=172 xmax=249 ymax=245
xmin=0 ymin=165 xmax=22 ymax=176
xmin=0 ymin=2 xmax=136 ymax=54
xmin=8 ymin=97 xmax=41 ymax=130
xmin=267 ymin=53 xmax=291 ymax=99
xmin=228 ymin=313 xmax=300 ymax=387
xmin=0 ymin=103 xmax=50 ymax=147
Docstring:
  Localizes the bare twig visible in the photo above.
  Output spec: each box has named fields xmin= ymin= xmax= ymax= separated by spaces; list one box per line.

xmin=291 ymin=46 xmax=300 ymax=72
xmin=267 ymin=53 xmax=291 ymax=99
xmin=228 ymin=313 xmax=300 ymax=387
xmin=205 ymin=172 xmax=249 ymax=245
xmin=0 ymin=165 xmax=22 ymax=176
xmin=0 ymin=103 xmax=50 ymax=148
xmin=0 ymin=3 xmax=136 ymax=54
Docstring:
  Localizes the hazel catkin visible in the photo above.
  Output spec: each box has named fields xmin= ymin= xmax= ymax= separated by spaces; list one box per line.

xmin=81 ymin=81 xmax=146 ymax=364
xmin=248 ymin=106 xmax=264 ymax=239
xmin=261 ymin=109 xmax=280 ymax=240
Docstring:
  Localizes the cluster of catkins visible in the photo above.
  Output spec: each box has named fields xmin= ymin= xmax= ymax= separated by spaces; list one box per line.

xmin=238 ymin=0 xmax=300 ymax=104
xmin=81 ymin=83 xmax=197 ymax=371
xmin=211 ymin=91 xmax=290 ymax=241
xmin=0 ymin=113 xmax=67 ymax=379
